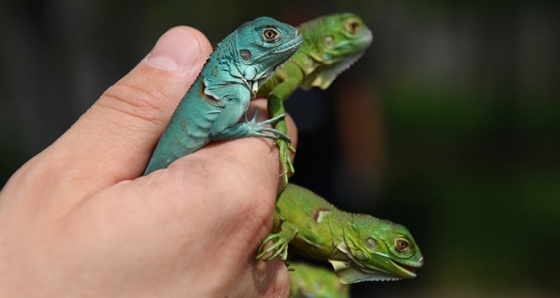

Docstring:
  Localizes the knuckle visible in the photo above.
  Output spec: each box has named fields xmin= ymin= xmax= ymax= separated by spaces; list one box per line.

xmin=100 ymin=81 xmax=172 ymax=126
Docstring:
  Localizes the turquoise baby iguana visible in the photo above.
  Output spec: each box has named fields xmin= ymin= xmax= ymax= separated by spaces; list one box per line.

xmin=289 ymin=262 xmax=349 ymax=298
xmin=256 ymin=13 xmax=373 ymax=188
xmin=257 ymin=184 xmax=424 ymax=284
xmin=144 ymin=17 xmax=303 ymax=174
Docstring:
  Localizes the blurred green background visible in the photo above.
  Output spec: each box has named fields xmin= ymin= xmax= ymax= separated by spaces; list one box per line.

xmin=1 ymin=0 xmax=559 ymax=297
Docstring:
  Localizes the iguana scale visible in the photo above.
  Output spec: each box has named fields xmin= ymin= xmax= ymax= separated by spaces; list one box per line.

xmin=257 ymin=184 xmax=424 ymax=284
xmin=256 ymin=13 xmax=373 ymax=187
xmin=144 ymin=17 xmax=302 ymax=174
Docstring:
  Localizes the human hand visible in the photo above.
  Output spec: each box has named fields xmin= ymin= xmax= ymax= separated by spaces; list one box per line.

xmin=0 ymin=26 xmax=297 ymax=297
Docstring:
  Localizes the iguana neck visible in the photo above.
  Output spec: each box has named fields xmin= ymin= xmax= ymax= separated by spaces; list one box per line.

xmin=318 ymin=211 xmax=358 ymax=260
xmin=290 ymin=21 xmax=324 ymax=77
xmin=211 ymin=35 xmax=252 ymax=90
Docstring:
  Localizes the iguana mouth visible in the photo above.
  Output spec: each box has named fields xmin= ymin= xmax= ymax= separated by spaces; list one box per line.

xmin=388 ymin=259 xmax=421 ymax=278
xmin=357 ymin=259 xmax=418 ymax=280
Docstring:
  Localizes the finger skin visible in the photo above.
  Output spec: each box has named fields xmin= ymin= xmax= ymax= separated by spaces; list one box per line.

xmin=0 ymin=26 xmax=297 ymax=297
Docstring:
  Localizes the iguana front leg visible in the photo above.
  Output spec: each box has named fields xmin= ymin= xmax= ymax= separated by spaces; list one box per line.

xmin=210 ymin=106 xmax=290 ymax=142
xmin=256 ymin=221 xmax=299 ymax=261
xmin=266 ymin=72 xmax=303 ymax=190
xmin=268 ymin=94 xmax=295 ymax=188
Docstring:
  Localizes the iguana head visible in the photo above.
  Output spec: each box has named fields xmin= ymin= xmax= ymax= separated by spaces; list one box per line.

xmin=329 ymin=216 xmax=423 ymax=284
xmin=299 ymin=13 xmax=373 ymax=89
xmin=231 ymin=16 xmax=303 ymax=95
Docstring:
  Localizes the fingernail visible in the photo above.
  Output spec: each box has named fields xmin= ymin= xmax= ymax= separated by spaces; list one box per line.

xmin=146 ymin=27 xmax=202 ymax=71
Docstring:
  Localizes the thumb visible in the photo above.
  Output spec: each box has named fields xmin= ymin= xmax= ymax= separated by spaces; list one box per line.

xmin=35 ymin=26 xmax=213 ymax=190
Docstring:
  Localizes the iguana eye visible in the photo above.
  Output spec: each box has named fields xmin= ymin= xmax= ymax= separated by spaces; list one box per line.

xmin=263 ymin=29 xmax=279 ymax=41
xmin=324 ymin=36 xmax=334 ymax=48
xmin=395 ymin=239 xmax=409 ymax=251
xmin=346 ymin=21 xmax=360 ymax=34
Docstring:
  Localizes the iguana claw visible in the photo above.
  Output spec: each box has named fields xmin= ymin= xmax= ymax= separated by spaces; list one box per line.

xmin=256 ymin=221 xmax=298 ymax=262
xmin=244 ymin=108 xmax=291 ymax=142
xmin=256 ymin=234 xmax=289 ymax=261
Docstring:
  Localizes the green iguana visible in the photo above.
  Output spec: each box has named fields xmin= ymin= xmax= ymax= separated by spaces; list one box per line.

xmin=257 ymin=184 xmax=424 ymax=284
xmin=289 ymin=262 xmax=349 ymax=298
xmin=256 ymin=13 xmax=373 ymax=187
xmin=144 ymin=17 xmax=302 ymax=174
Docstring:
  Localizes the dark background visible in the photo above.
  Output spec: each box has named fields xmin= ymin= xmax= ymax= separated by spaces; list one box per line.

xmin=1 ymin=0 xmax=559 ymax=297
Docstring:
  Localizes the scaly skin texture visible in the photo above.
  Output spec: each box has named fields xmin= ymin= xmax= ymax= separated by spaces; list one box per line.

xmin=289 ymin=262 xmax=349 ymax=298
xmin=144 ymin=17 xmax=302 ymax=174
xmin=257 ymin=184 xmax=424 ymax=284
xmin=256 ymin=13 xmax=373 ymax=188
